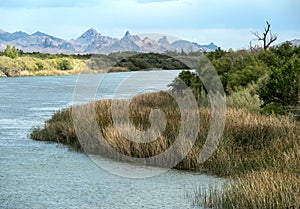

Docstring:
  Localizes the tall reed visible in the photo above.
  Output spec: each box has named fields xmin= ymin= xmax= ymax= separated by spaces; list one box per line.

xmin=31 ymin=91 xmax=300 ymax=173
xmin=31 ymin=91 xmax=300 ymax=208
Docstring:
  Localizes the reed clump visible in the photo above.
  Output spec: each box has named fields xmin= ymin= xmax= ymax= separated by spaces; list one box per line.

xmin=30 ymin=91 xmax=300 ymax=208
xmin=31 ymin=91 xmax=299 ymax=172
xmin=195 ymin=170 xmax=299 ymax=209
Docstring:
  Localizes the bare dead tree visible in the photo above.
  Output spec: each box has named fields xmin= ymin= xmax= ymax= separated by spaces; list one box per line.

xmin=253 ymin=21 xmax=277 ymax=50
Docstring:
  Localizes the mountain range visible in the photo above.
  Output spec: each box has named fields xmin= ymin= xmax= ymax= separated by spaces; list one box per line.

xmin=0 ymin=28 xmax=218 ymax=54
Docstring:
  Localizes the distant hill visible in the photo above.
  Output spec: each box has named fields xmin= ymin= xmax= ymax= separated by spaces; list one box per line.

xmin=276 ymin=39 xmax=300 ymax=47
xmin=0 ymin=28 xmax=218 ymax=54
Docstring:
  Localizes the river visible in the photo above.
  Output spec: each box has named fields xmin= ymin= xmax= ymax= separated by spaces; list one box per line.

xmin=0 ymin=71 xmax=221 ymax=208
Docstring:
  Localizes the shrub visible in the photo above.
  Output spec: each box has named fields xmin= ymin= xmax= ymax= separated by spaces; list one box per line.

xmin=4 ymin=44 xmax=18 ymax=59
xmin=259 ymin=58 xmax=300 ymax=108
xmin=57 ymin=58 xmax=73 ymax=70
xmin=35 ymin=61 xmax=45 ymax=70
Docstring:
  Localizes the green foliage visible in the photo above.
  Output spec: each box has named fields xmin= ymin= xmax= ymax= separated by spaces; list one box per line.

xmin=57 ymin=58 xmax=73 ymax=70
xmin=170 ymin=48 xmax=270 ymax=100
xmin=204 ymin=49 xmax=270 ymax=94
xmin=4 ymin=44 xmax=18 ymax=59
xmin=226 ymin=87 xmax=262 ymax=111
xmin=225 ymin=62 xmax=267 ymax=93
xmin=270 ymin=41 xmax=296 ymax=62
xmin=259 ymin=57 xmax=300 ymax=108
xmin=35 ymin=61 xmax=45 ymax=70
xmin=257 ymin=49 xmax=280 ymax=68
xmin=115 ymin=53 xmax=190 ymax=70
xmin=169 ymin=70 xmax=200 ymax=89
xmin=168 ymin=43 xmax=300 ymax=116
xmin=206 ymin=47 xmax=227 ymax=60
xmin=21 ymin=52 xmax=92 ymax=60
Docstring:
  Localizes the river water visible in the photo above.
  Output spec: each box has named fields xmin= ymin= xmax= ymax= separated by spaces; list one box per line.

xmin=0 ymin=71 xmax=221 ymax=209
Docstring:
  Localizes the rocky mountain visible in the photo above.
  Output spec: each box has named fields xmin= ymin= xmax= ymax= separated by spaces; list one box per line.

xmin=0 ymin=28 xmax=219 ymax=54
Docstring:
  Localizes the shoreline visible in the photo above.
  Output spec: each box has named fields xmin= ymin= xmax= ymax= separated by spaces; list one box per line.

xmin=0 ymin=51 xmax=190 ymax=77
xmin=30 ymin=91 xmax=299 ymax=174
xmin=30 ymin=90 xmax=300 ymax=208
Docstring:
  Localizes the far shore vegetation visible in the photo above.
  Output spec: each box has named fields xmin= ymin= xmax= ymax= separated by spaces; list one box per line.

xmin=29 ymin=40 xmax=300 ymax=208
xmin=0 ymin=45 xmax=191 ymax=77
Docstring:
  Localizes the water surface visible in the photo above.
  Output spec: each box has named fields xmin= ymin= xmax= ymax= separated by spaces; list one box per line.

xmin=0 ymin=71 xmax=221 ymax=208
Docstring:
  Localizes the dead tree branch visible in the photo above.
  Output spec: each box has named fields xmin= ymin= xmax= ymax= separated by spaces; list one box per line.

xmin=253 ymin=21 xmax=277 ymax=50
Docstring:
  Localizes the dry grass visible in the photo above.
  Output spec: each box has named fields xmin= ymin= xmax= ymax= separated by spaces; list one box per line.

xmin=0 ymin=55 xmax=103 ymax=77
xmin=31 ymin=91 xmax=299 ymax=171
xmin=196 ymin=170 xmax=299 ymax=209
xmin=30 ymin=91 xmax=300 ymax=208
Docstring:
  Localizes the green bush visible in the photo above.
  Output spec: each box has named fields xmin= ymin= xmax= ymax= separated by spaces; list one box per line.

xmin=35 ymin=61 xmax=45 ymax=70
xmin=226 ymin=87 xmax=262 ymax=111
xmin=57 ymin=58 xmax=73 ymax=70
xmin=4 ymin=45 xmax=18 ymax=59
xmin=259 ymin=57 xmax=300 ymax=108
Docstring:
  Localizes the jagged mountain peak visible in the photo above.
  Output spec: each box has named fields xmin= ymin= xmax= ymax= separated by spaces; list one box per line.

xmin=12 ymin=31 xmax=29 ymax=37
xmin=158 ymin=36 xmax=169 ymax=45
xmin=0 ymin=28 xmax=219 ymax=54
xmin=80 ymin=28 xmax=100 ymax=39
xmin=32 ymin=31 xmax=47 ymax=36
xmin=124 ymin=30 xmax=131 ymax=37
xmin=122 ymin=30 xmax=140 ymax=43
xmin=192 ymin=42 xmax=218 ymax=51
xmin=31 ymin=31 xmax=63 ymax=42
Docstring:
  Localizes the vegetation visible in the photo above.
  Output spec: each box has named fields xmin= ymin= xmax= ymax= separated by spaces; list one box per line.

xmin=4 ymin=44 xmax=19 ymax=58
xmin=170 ymin=42 xmax=300 ymax=117
xmin=0 ymin=47 xmax=189 ymax=76
xmin=260 ymin=48 xmax=300 ymax=108
xmin=30 ymin=90 xmax=299 ymax=170
xmin=56 ymin=58 xmax=73 ymax=70
xmin=193 ymin=170 xmax=299 ymax=209
xmin=26 ymin=37 xmax=299 ymax=208
xmin=115 ymin=53 xmax=190 ymax=70
xmin=0 ymin=55 xmax=94 ymax=77
xmin=165 ymin=42 xmax=299 ymax=208
xmin=30 ymin=90 xmax=300 ymax=209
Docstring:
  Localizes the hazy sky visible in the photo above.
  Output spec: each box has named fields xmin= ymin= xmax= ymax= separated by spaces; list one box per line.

xmin=0 ymin=0 xmax=299 ymax=49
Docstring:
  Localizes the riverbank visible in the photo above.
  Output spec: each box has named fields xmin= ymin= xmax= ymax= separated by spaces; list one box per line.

xmin=30 ymin=91 xmax=300 ymax=208
xmin=0 ymin=52 xmax=190 ymax=77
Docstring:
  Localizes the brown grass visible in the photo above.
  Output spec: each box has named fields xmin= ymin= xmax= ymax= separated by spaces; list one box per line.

xmin=196 ymin=170 xmax=299 ymax=209
xmin=30 ymin=91 xmax=300 ymax=208
xmin=31 ymin=91 xmax=299 ymax=172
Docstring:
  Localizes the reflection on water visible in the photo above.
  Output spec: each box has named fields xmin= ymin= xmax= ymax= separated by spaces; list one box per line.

xmin=0 ymin=72 xmax=221 ymax=208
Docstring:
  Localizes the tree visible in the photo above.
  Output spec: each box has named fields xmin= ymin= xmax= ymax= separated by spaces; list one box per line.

xmin=253 ymin=21 xmax=277 ymax=50
xmin=4 ymin=44 xmax=18 ymax=58
xmin=168 ymin=70 xmax=203 ymax=95
xmin=259 ymin=57 xmax=300 ymax=108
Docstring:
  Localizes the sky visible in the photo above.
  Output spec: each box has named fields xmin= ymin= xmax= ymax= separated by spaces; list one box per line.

xmin=0 ymin=0 xmax=299 ymax=49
